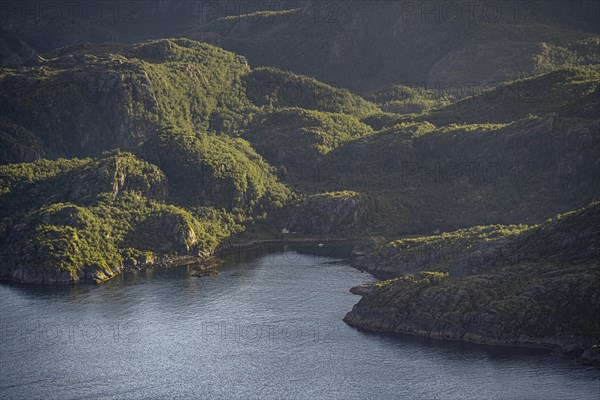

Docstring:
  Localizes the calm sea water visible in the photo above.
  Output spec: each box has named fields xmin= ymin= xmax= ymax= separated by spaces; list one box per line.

xmin=1 ymin=245 xmax=598 ymax=400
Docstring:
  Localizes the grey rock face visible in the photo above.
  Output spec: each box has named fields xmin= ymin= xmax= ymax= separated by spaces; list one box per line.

xmin=286 ymin=191 xmax=371 ymax=235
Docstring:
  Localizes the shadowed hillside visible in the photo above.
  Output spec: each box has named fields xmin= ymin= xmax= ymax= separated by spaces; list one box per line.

xmin=345 ymin=201 xmax=600 ymax=367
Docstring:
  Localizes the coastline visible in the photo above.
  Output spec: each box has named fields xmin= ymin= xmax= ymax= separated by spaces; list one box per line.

xmin=0 ymin=236 xmax=368 ymax=285
xmin=0 ymin=253 xmax=212 ymax=285
xmin=214 ymin=236 xmax=366 ymax=255
xmin=343 ymin=311 xmax=600 ymax=369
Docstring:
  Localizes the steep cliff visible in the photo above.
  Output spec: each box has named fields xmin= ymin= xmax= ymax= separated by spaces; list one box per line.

xmin=285 ymin=191 xmax=372 ymax=235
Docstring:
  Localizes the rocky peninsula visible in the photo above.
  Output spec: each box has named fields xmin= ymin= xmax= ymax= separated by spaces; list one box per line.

xmin=344 ymin=202 xmax=600 ymax=367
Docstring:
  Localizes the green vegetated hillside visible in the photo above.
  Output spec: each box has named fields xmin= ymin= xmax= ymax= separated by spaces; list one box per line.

xmin=189 ymin=0 xmax=600 ymax=91
xmin=0 ymin=38 xmax=256 ymax=160
xmin=0 ymin=39 xmax=294 ymax=283
xmin=244 ymin=107 xmax=374 ymax=180
xmin=146 ymin=127 xmax=292 ymax=210
xmin=0 ymin=34 xmax=599 ymax=285
xmin=419 ymin=66 xmax=600 ymax=126
xmin=0 ymin=36 xmax=386 ymax=283
xmin=360 ymin=65 xmax=600 ymax=129
xmin=345 ymin=201 xmax=600 ymax=367
xmin=0 ymin=1 xmax=303 ymax=66
xmin=363 ymin=84 xmax=454 ymax=115
xmin=0 ymin=4 xmax=596 ymax=345
xmin=0 ymin=0 xmax=599 ymax=370
xmin=0 ymin=151 xmax=246 ymax=283
xmin=243 ymin=67 xmax=379 ymax=117
xmin=324 ymin=114 xmax=600 ymax=234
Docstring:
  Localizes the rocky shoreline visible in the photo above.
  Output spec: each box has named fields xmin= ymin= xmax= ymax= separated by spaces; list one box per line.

xmin=0 ymin=251 xmax=218 ymax=284
xmin=0 ymin=237 xmax=364 ymax=284
xmin=344 ymin=282 xmax=600 ymax=369
xmin=343 ymin=202 xmax=600 ymax=369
